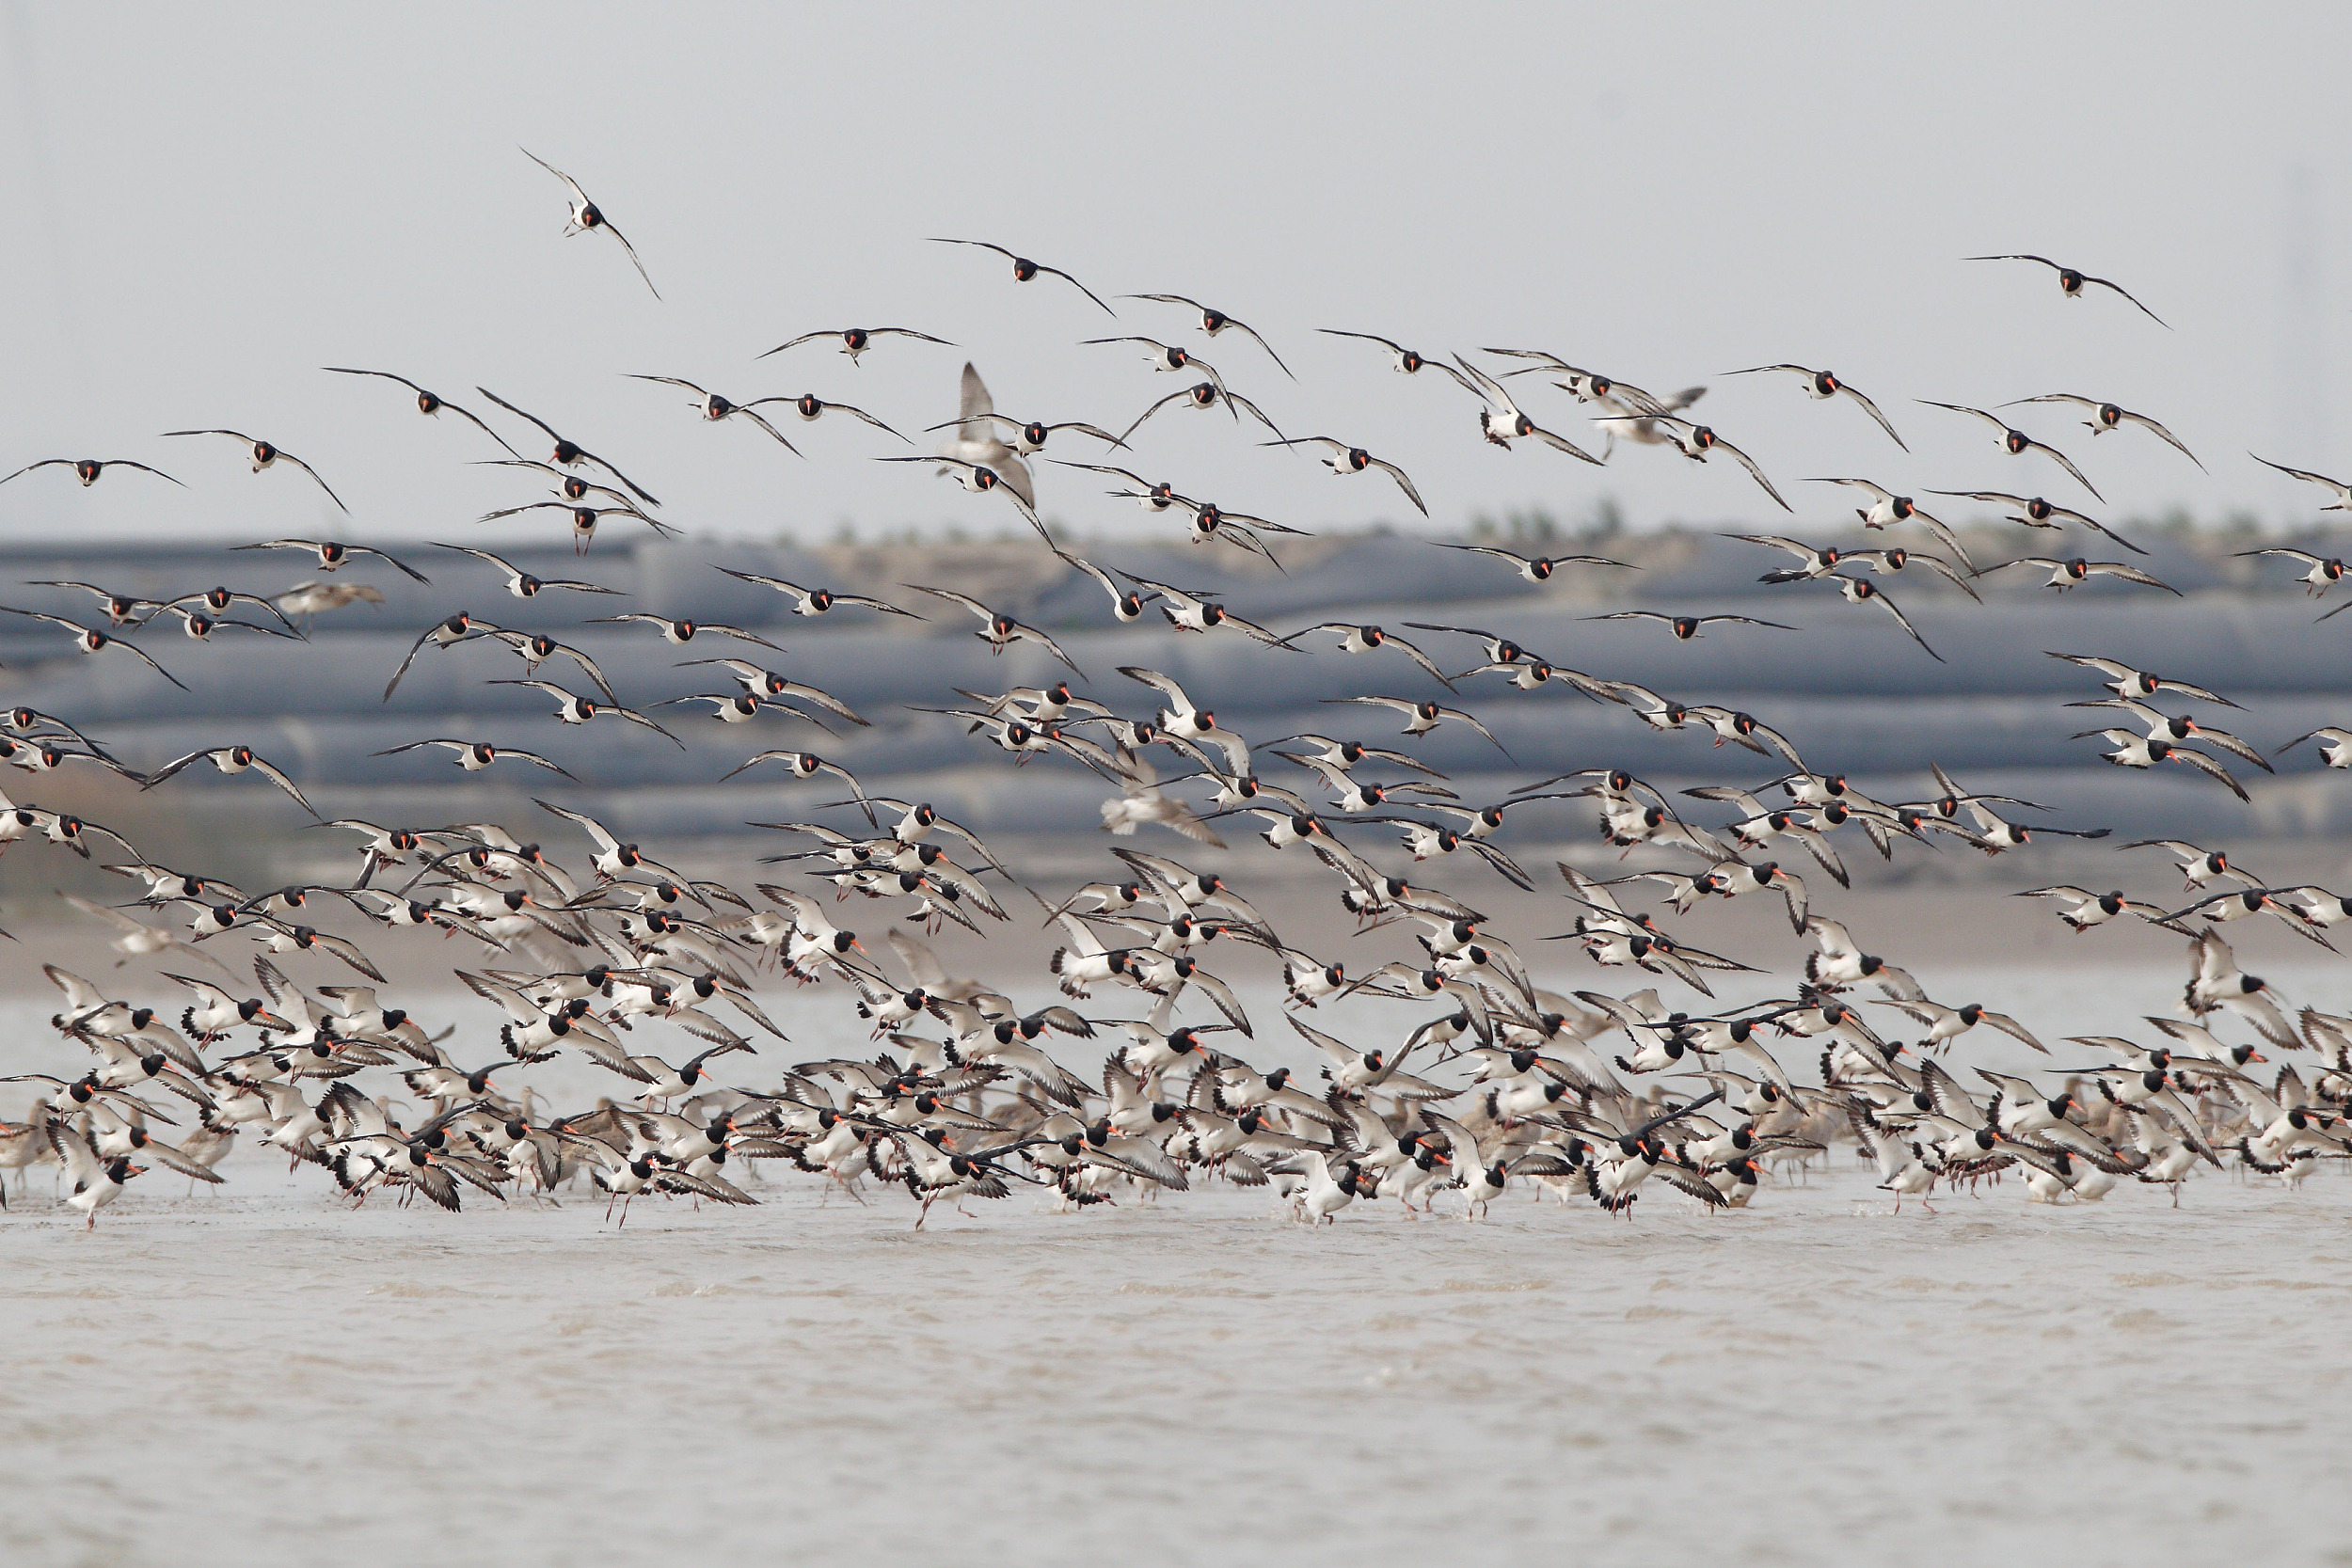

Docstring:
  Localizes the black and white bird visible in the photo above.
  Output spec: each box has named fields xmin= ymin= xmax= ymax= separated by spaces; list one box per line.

xmin=1261 ymin=436 xmax=1427 ymax=515
xmin=1727 ymin=364 xmax=1906 ymax=449
xmin=628 ymin=375 xmax=803 ymax=452
xmin=475 ymin=388 xmax=661 ymax=507
xmin=931 ymin=238 xmax=1116 ymax=315
xmin=1450 ymin=356 xmax=1603 ymax=463
xmin=142 ymin=746 xmax=317 ymax=816
xmin=321 ymin=369 xmax=521 ymax=456
xmin=1979 ymin=558 xmax=2178 ymax=594
xmin=2004 ymin=393 xmax=2202 ymax=470
xmin=1586 ymin=610 xmax=1797 ymax=641
xmin=2241 ymin=546 xmax=2347 ymax=597
xmin=522 ymin=147 xmax=660 ymax=298
xmin=1917 ymin=401 xmax=2103 ymax=500
xmin=1927 ymin=489 xmax=2144 ymax=555
xmin=1624 ymin=415 xmax=1790 ymax=511
xmin=1 ymin=456 xmax=185 ymax=489
xmin=1126 ymin=293 xmax=1295 ymax=378
xmin=907 ymin=585 xmax=1082 ymax=673
xmin=161 ymin=430 xmax=348 ymax=511
xmin=1964 ymin=253 xmax=2168 ymax=326
xmin=371 ymin=738 xmax=580 ymax=781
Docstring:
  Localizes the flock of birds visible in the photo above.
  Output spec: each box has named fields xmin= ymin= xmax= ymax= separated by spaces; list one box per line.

xmin=8 ymin=152 xmax=2352 ymax=1231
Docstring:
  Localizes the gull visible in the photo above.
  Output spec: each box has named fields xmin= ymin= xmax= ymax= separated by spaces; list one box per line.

xmin=930 ymin=362 xmax=1036 ymax=507
xmin=906 ymin=584 xmax=1082 ymax=673
xmin=1099 ymin=752 xmax=1223 ymax=847
xmin=162 ymin=429 xmax=347 ymax=511
xmin=1917 ymin=401 xmax=2103 ymax=500
xmin=1726 ymin=364 xmax=1907 ymax=449
xmin=522 ymin=148 xmax=659 ymax=297
xmin=476 ymin=388 xmax=660 ymax=506
xmin=880 ymin=454 xmax=1048 ymax=544
xmin=926 ymin=410 xmax=1125 ymax=459
xmin=1 ymin=456 xmax=184 ymax=489
xmin=1260 ymin=436 xmax=1426 ymax=515
xmin=60 ymin=895 xmax=235 ymax=976
xmin=627 ymin=375 xmax=803 ymax=452
xmin=1606 ymin=413 xmax=1789 ymax=511
xmin=1926 ymin=489 xmax=2145 ymax=555
xmin=320 ymin=368 xmax=521 ymax=456
xmin=1964 ymin=253 xmax=2168 ymax=326
xmin=930 ymin=237 xmax=1115 ymax=314
xmin=2004 ymin=393 xmax=2203 ymax=470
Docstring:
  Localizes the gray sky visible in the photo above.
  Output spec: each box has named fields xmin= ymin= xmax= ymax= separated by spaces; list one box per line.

xmin=4 ymin=4 xmax=2346 ymax=552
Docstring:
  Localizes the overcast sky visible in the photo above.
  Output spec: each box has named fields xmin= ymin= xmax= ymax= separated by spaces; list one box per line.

xmin=4 ymin=4 xmax=2346 ymax=554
